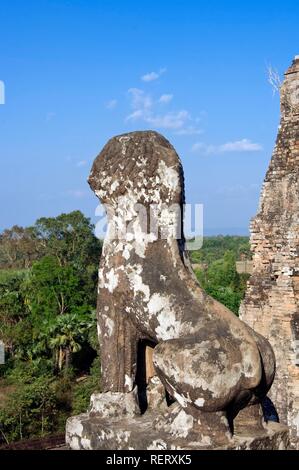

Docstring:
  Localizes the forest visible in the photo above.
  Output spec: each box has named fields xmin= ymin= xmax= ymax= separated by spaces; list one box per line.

xmin=0 ymin=211 xmax=251 ymax=444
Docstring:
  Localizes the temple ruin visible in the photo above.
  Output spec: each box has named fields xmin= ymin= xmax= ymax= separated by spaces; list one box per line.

xmin=240 ymin=56 xmax=299 ymax=448
xmin=66 ymin=131 xmax=288 ymax=450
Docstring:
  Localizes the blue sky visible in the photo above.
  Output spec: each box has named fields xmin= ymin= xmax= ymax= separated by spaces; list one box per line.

xmin=0 ymin=0 xmax=298 ymax=235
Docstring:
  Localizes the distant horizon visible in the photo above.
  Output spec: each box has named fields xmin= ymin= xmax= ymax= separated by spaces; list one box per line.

xmin=0 ymin=206 xmax=250 ymax=238
xmin=203 ymin=227 xmax=249 ymax=237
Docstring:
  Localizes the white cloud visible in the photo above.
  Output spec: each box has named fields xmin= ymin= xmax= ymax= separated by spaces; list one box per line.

xmin=76 ymin=160 xmax=87 ymax=168
xmin=142 ymin=71 xmax=159 ymax=82
xmin=125 ymin=109 xmax=145 ymax=122
xmin=192 ymin=139 xmax=263 ymax=155
xmin=175 ymin=126 xmax=203 ymax=136
xmin=128 ymin=88 xmax=153 ymax=110
xmin=125 ymin=84 xmax=194 ymax=131
xmin=126 ymin=105 xmax=190 ymax=130
xmin=191 ymin=142 xmax=214 ymax=154
xmin=106 ymin=99 xmax=117 ymax=109
xmin=141 ymin=67 xmax=166 ymax=82
xmin=159 ymin=94 xmax=173 ymax=104
xmin=219 ymin=139 xmax=263 ymax=152
xmin=145 ymin=110 xmax=190 ymax=130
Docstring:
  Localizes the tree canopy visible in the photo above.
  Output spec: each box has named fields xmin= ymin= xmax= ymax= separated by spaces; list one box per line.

xmin=0 ymin=211 xmax=101 ymax=444
xmin=0 ymin=214 xmax=250 ymax=444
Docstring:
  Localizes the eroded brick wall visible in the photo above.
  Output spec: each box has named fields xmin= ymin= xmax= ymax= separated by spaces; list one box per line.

xmin=240 ymin=57 xmax=299 ymax=447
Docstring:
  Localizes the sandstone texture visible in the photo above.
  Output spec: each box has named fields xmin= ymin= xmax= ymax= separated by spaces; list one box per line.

xmin=66 ymin=130 xmax=287 ymax=450
xmin=240 ymin=57 xmax=299 ymax=448
xmin=67 ymin=403 xmax=289 ymax=450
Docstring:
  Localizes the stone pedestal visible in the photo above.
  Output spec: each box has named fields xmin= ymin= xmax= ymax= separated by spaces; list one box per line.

xmin=66 ymin=389 xmax=289 ymax=450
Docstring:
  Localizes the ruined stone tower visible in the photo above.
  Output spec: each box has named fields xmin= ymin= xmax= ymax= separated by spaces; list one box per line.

xmin=240 ymin=56 xmax=299 ymax=447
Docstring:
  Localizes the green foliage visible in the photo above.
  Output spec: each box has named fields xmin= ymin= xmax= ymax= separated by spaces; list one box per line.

xmin=194 ymin=249 xmax=250 ymax=315
xmin=0 ymin=211 xmax=102 ymax=443
xmin=0 ymin=270 xmax=28 ymax=321
xmin=0 ymin=270 xmax=31 ymax=359
xmin=0 ymin=211 xmax=102 ymax=273
xmin=0 ymin=226 xmax=43 ymax=270
xmin=23 ymin=255 xmax=96 ymax=371
xmin=0 ymin=375 xmax=58 ymax=442
xmin=190 ymin=235 xmax=251 ymax=265
xmin=72 ymin=359 xmax=101 ymax=415
xmin=33 ymin=210 xmax=101 ymax=269
xmin=87 ymin=321 xmax=100 ymax=353
xmin=26 ymin=256 xmax=91 ymax=319
xmin=5 ymin=359 xmax=54 ymax=384
xmin=0 ymin=216 xmax=251 ymax=443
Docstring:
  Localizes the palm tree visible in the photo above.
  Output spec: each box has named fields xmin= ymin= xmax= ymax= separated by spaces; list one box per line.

xmin=47 ymin=313 xmax=93 ymax=372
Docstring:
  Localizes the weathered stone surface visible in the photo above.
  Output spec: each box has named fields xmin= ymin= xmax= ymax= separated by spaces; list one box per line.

xmin=240 ymin=56 xmax=299 ymax=448
xmin=66 ymin=406 xmax=289 ymax=450
xmin=89 ymin=390 xmax=140 ymax=418
xmin=66 ymin=130 xmax=286 ymax=449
